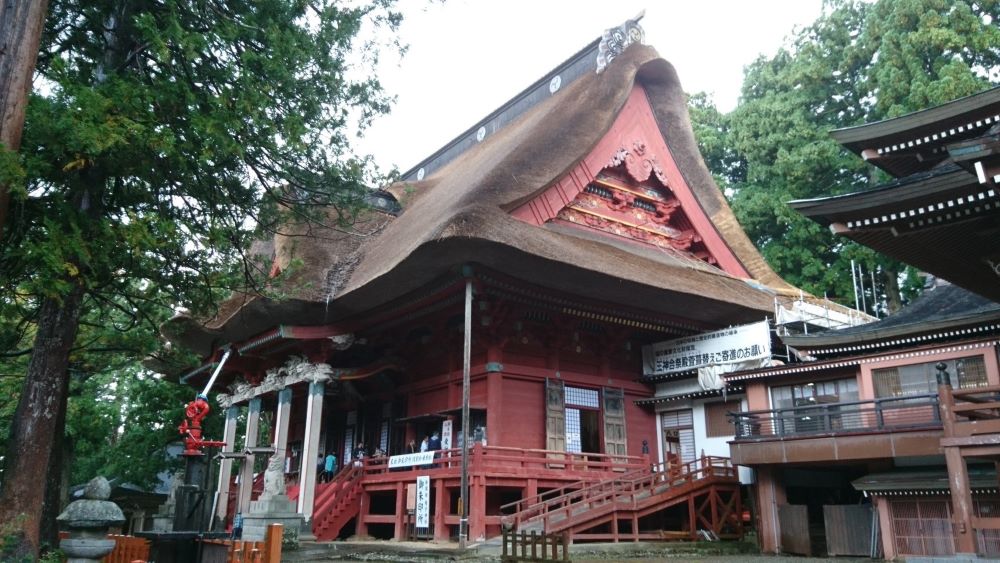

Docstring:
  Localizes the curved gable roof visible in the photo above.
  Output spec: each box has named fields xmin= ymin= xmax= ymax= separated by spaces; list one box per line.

xmin=165 ymin=45 xmax=841 ymax=355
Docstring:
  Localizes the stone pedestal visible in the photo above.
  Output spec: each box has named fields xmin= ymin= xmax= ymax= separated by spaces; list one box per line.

xmin=151 ymin=471 xmax=181 ymax=532
xmin=241 ymin=494 xmax=303 ymax=542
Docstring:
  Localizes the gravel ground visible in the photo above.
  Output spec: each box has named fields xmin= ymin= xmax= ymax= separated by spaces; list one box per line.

xmin=292 ymin=540 xmax=875 ymax=562
xmin=572 ymin=557 xmax=872 ymax=563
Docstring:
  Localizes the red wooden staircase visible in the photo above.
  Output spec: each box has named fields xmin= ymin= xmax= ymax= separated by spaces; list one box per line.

xmin=501 ymin=455 xmax=742 ymax=542
xmin=311 ymin=464 xmax=365 ymax=541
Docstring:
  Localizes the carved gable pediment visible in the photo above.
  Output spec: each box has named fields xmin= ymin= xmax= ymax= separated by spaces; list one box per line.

xmin=556 ymin=166 xmax=699 ymax=255
xmin=511 ymin=84 xmax=750 ymax=278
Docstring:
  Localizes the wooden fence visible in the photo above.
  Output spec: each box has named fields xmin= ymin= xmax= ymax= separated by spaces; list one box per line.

xmin=102 ymin=535 xmax=150 ymax=563
xmin=200 ymin=524 xmax=282 ymax=563
xmin=75 ymin=523 xmax=282 ymax=563
xmin=501 ymin=528 xmax=570 ymax=562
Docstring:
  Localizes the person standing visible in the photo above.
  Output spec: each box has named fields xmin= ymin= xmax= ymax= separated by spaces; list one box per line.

xmin=419 ymin=435 xmax=429 ymax=452
xmin=353 ymin=442 xmax=366 ymax=467
xmin=406 ymin=438 xmax=418 ymax=454
xmin=428 ymin=431 xmax=441 ymax=451
xmin=324 ymin=451 xmax=337 ymax=482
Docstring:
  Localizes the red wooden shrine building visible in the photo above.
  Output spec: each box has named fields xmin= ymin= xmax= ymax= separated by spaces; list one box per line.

xmin=162 ymin=25 xmax=843 ymax=543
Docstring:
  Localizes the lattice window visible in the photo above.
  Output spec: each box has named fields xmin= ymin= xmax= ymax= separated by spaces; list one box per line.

xmin=873 ymin=356 xmax=988 ymax=398
xmin=661 ymin=409 xmax=693 ymax=427
xmin=565 ymin=386 xmax=600 ymax=409
xmin=976 ymin=498 xmax=1000 ymax=556
xmin=343 ymin=427 xmax=354 ymax=462
xmin=565 ymin=408 xmax=582 ymax=453
xmin=379 ymin=420 xmax=390 ymax=453
xmin=890 ymin=499 xmax=955 ymax=556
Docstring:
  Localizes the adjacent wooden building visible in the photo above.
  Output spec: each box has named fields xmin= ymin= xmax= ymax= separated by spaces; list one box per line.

xmin=732 ymin=86 xmax=1000 ymax=559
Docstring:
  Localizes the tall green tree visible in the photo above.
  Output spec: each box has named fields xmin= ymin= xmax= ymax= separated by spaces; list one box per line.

xmin=698 ymin=0 xmax=1000 ymax=314
xmin=0 ymin=1 xmax=401 ymax=556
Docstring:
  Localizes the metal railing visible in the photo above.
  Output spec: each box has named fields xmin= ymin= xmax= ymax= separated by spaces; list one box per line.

xmin=730 ymin=393 xmax=942 ymax=440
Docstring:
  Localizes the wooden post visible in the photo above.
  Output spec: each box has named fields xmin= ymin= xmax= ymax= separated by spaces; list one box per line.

xmin=526 ymin=479 xmax=538 ymax=504
xmin=394 ymin=481 xmax=406 ymax=540
xmin=460 ymin=277 xmax=473 ymax=548
xmin=356 ymin=489 xmax=370 ymax=538
xmin=940 ymin=381 xmax=977 ymax=555
xmin=263 ymin=523 xmax=282 ymax=563
xmin=471 ymin=473 xmax=487 ymax=540
xmin=433 ymin=479 xmax=448 ymax=541
xmin=688 ymin=496 xmax=697 ymax=540
xmin=946 ymin=446 xmax=977 ymax=554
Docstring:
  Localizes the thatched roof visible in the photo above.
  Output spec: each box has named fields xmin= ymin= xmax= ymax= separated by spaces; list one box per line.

xmin=164 ymin=45 xmax=828 ymax=356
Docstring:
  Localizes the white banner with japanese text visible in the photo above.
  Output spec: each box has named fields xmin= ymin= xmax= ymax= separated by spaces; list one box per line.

xmin=441 ymin=419 xmax=452 ymax=450
xmin=642 ymin=320 xmax=771 ymax=376
xmin=388 ymin=451 xmax=435 ymax=469
xmin=415 ymin=476 xmax=430 ymax=528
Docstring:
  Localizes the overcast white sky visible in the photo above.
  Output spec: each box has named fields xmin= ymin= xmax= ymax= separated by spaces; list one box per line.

xmin=356 ymin=0 xmax=825 ymax=174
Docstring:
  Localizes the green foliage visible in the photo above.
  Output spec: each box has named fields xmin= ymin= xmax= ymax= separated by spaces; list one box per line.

xmin=689 ymin=0 xmax=1000 ymax=313
xmin=1 ymin=0 xmax=401 ymax=493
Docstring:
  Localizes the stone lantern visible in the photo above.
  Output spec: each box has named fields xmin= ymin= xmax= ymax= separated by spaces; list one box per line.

xmin=57 ymin=476 xmax=126 ymax=563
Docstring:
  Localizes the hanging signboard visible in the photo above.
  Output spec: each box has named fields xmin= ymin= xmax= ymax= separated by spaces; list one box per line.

xmin=415 ymin=476 xmax=430 ymax=528
xmin=642 ymin=320 xmax=771 ymax=376
xmin=388 ymin=451 xmax=436 ymax=469
xmin=441 ymin=419 xmax=453 ymax=450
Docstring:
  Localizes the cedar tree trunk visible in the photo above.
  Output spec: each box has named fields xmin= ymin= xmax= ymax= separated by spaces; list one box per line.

xmin=0 ymin=0 xmax=50 ymax=238
xmin=38 ymin=373 xmax=71 ymax=552
xmin=0 ymin=281 xmax=85 ymax=558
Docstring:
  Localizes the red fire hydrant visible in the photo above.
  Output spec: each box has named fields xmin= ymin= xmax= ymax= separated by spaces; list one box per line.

xmin=179 ymin=394 xmax=226 ymax=456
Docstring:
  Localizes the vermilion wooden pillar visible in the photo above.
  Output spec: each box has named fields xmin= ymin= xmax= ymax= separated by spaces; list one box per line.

xmin=525 ymin=479 xmax=538 ymax=503
xmin=356 ymin=489 xmax=370 ymax=538
xmin=471 ymin=475 xmax=486 ymax=540
xmin=486 ymin=370 xmax=502 ymax=447
xmin=434 ymin=479 xmax=448 ymax=541
xmin=394 ymin=481 xmax=406 ymax=540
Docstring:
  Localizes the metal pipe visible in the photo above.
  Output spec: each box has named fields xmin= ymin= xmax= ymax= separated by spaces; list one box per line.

xmin=200 ymin=347 xmax=233 ymax=398
xmin=871 ymin=269 xmax=880 ymax=318
xmin=459 ymin=278 xmax=473 ymax=549
xmin=859 ymin=263 xmax=868 ymax=315
xmin=850 ymin=260 xmax=861 ymax=312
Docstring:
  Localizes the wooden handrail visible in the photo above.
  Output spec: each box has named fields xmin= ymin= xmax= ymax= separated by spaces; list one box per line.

xmin=951 ymin=384 xmax=1000 ymax=398
xmin=313 ymin=463 xmax=363 ymax=517
xmin=357 ymin=444 xmax=646 ymax=478
xmin=502 ymin=455 xmax=735 ymax=531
